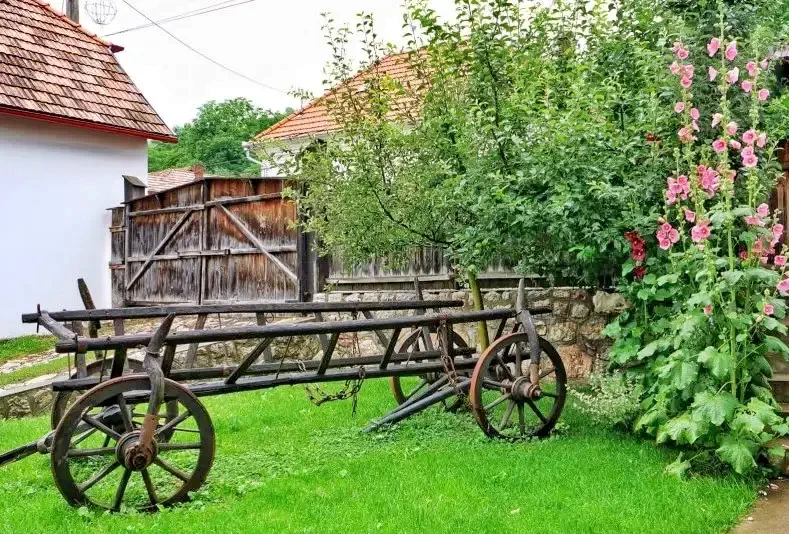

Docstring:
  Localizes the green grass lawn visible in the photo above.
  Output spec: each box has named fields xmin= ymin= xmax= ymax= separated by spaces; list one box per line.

xmin=0 ymin=335 xmax=55 ymax=364
xmin=0 ymin=380 xmax=756 ymax=534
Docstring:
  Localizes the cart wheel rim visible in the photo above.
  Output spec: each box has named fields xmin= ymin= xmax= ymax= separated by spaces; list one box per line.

xmin=51 ymin=376 xmax=214 ymax=512
xmin=470 ymin=333 xmax=566 ymax=439
xmin=388 ymin=329 xmax=469 ymax=407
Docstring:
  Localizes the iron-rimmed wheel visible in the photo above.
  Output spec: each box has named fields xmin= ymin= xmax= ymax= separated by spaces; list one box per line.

xmin=470 ymin=332 xmax=566 ymax=439
xmin=388 ymin=329 xmax=469 ymax=405
xmin=51 ymin=376 xmax=214 ymax=512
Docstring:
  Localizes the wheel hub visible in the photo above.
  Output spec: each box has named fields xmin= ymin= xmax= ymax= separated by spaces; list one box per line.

xmin=116 ymin=431 xmax=158 ymax=471
xmin=510 ymin=376 xmax=541 ymax=401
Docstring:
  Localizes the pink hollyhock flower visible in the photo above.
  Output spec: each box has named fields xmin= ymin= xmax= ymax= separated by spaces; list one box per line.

xmin=725 ymin=41 xmax=738 ymax=61
xmin=775 ymin=255 xmax=787 ymax=266
xmin=741 ymin=146 xmax=754 ymax=158
xmin=712 ymin=138 xmax=727 ymax=153
xmin=669 ymin=228 xmax=680 ymax=243
xmin=742 ymin=129 xmax=757 ymax=145
xmin=712 ymin=113 xmax=723 ymax=128
xmin=739 ymin=250 xmax=748 ymax=260
xmin=680 ymin=76 xmax=693 ymax=88
xmin=665 ymin=189 xmax=677 ymax=205
xmin=757 ymin=203 xmax=770 ymax=217
xmin=709 ymin=66 xmax=718 ymax=81
xmin=674 ymin=101 xmax=685 ymax=113
xmin=658 ymin=238 xmax=672 ymax=250
xmin=764 ymin=303 xmax=775 ymax=316
xmin=744 ymin=215 xmax=764 ymax=226
xmin=726 ymin=121 xmax=738 ymax=136
xmin=678 ymin=127 xmax=695 ymax=143
xmin=707 ymin=38 xmax=721 ymax=57
xmin=684 ymin=209 xmax=696 ymax=223
xmin=773 ymin=224 xmax=784 ymax=237
xmin=726 ymin=68 xmax=739 ymax=84
xmin=761 ymin=58 xmax=769 ymax=69
xmin=759 ymin=88 xmax=770 ymax=101
xmin=743 ymin=154 xmax=759 ymax=168
xmin=703 ymin=304 xmax=713 ymax=316
xmin=729 ymin=140 xmax=742 ymax=151
xmin=690 ymin=107 xmax=700 ymax=121
xmin=670 ymin=62 xmax=681 ymax=75
xmin=677 ymin=48 xmax=689 ymax=60
xmin=742 ymin=80 xmax=753 ymax=93
xmin=757 ymin=132 xmax=767 ymax=148
xmin=671 ymin=41 xmax=683 ymax=53
xmin=692 ymin=120 xmax=700 ymax=132
xmin=691 ymin=222 xmax=711 ymax=243
xmin=778 ymin=278 xmax=789 ymax=294
xmin=746 ymin=61 xmax=758 ymax=77
xmin=761 ymin=255 xmax=770 ymax=265
xmin=682 ymin=64 xmax=695 ymax=77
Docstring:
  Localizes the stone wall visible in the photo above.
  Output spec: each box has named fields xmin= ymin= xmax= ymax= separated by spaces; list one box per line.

xmin=0 ymin=287 xmax=623 ymax=420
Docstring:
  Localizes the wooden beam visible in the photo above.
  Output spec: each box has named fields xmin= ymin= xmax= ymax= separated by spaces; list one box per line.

xmin=205 ymin=192 xmax=282 ymax=207
xmin=316 ymin=332 xmax=340 ymax=375
xmin=161 ymin=343 xmax=177 ymax=376
xmin=360 ymin=309 xmax=391 ymax=348
xmin=379 ymin=328 xmax=401 ymax=369
xmin=37 ymin=311 xmax=76 ymax=342
xmin=77 ymin=278 xmax=103 ymax=359
xmin=125 ymin=246 xmax=297 ymax=263
xmin=125 ymin=209 xmax=195 ymax=291
xmin=255 ymin=313 xmax=274 ymax=362
xmin=216 ymin=204 xmax=298 ymax=282
xmin=129 ymin=204 xmax=203 ymax=217
xmin=224 ymin=338 xmax=274 ymax=384
xmin=184 ymin=314 xmax=207 ymax=368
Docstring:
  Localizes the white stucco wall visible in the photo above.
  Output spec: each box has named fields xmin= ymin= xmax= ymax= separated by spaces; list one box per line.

xmin=0 ymin=114 xmax=148 ymax=337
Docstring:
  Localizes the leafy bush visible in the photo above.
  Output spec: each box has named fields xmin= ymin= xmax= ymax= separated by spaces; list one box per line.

xmin=569 ymin=372 xmax=644 ymax=428
xmin=605 ymin=6 xmax=789 ymax=475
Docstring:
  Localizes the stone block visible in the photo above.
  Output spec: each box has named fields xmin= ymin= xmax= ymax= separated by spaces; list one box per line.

xmin=362 ymin=291 xmax=380 ymax=302
xmin=312 ymin=293 xmax=327 ymax=302
xmin=327 ymin=292 xmax=344 ymax=303
xmin=31 ymin=388 xmax=54 ymax=415
xmin=552 ymin=288 xmax=571 ymax=299
xmin=570 ymin=303 xmax=590 ymax=319
xmin=592 ymin=291 xmax=628 ymax=314
xmin=7 ymin=395 xmax=31 ymax=418
xmin=552 ymin=301 xmax=570 ymax=316
xmin=531 ymin=299 xmax=551 ymax=309
xmin=556 ymin=345 xmax=594 ymax=379
xmin=525 ymin=289 xmax=551 ymax=301
xmin=547 ymin=323 xmax=577 ymax=344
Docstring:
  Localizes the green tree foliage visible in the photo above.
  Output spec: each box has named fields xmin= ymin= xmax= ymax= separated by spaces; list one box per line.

xmin=149 ymin=98 xmax=289 ymax=176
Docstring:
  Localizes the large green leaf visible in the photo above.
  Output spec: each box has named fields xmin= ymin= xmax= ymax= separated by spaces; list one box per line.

xmin=692 ymin=391 xmax=739 ymax=426
xmin=663 ymin=414 xmax=702 ymax=445
xmin=765 ymin=336 xmax=789 ymax=358
xmin=697 ymin=346 xmax=732 ymax=379
xmin=732 ymin=413 xmax=765 ymax=435
xmin=716 ymin=436 xmax=757 ymax=474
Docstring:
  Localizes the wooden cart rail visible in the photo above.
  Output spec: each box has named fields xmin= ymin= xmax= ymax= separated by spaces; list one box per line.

xmin=22 ymin=299 xmax=464 ymax=324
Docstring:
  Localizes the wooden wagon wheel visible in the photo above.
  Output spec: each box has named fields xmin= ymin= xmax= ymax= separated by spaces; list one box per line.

xmin=388 ymin=329 xmax=469 ymax=406
xmin=52 ymin=359 xmax=180 ymax=444
xmin=470 ymin=332 xmax=566 ymax=439
xmin=51 ymin=376 xmax=214 ymax=512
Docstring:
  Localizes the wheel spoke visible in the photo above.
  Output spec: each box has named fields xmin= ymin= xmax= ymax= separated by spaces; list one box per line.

xmin=539 ymin=367 xmax=556 ymax=379
xmin=499 ymin=400 xmax=516 ymax=429
xmin=67 ymin=446 xmax=115 ymax=458
xmin=155 ymin=409 xmax=191 ymax=438
xmin=112 ymin=469 xmax=133 ymax=511
xmin=513 ymin=342 xmax=524 ymax=377
xmin=154 ymin=458 xmax=190 ymax=482
xmin=484 ymin=393 xmax=511 ymax=412
xmin=70 ymin=427 xmax=97 ymax=447
xmin=495 ymin=353 xmax=516 ymax=381
xmin=82 ymin=414 xmax=121 ymax=442
xmin=525 ymin=398 xmax=548 ymax=424
xmin=78 ymin=461 xmax=120 ymax=492
xmin=158 ymin=442 xmax=201 ymax=452
xmin=482 ymin=378 xmax=510 ymax=390
xmin=517 ymin=404 xmax=526 ymax=435
xmin=141 ymin=468 xmax=158 ymax=505
xmin=541 ymin=391 xmax=558 ymax=398
xmin=116 ymin=395 xmax=133 ymax=433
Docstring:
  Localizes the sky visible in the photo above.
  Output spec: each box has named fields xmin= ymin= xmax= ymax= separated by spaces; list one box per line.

xmin=49 ymin=0 xmax=457 ymax=128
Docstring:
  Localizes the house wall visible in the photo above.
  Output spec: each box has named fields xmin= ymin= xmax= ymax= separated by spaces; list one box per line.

xmin=0 ymin=114 xmax=148 ymax=337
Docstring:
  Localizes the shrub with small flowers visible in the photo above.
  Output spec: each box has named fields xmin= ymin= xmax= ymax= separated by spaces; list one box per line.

xmin=605 ymin=8 xmax=789 ymax=475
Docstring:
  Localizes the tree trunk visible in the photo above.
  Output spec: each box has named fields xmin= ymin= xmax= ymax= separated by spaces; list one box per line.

xmin=467 ymin=271 xmax=489 ymax=350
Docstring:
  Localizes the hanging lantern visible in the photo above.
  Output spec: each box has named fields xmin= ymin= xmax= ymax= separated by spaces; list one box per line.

xmin=84 ymin=0 xmax=117 ymax=26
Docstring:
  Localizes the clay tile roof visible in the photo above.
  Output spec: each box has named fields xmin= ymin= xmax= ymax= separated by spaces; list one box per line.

xmin=147 ymin=166 xmax=209 ymax=193
xmin=254 ymin=52 xmax=421 ymax=142
xmin=0 ymin=0 xmax=176 ymax=142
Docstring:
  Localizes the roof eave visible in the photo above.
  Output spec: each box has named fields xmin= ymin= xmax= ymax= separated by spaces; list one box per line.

xmin=0 ymin=106 xmax=177 ymax=143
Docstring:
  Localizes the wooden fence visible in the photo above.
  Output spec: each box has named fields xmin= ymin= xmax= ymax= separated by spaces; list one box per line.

xmin=110 ymin=178 xmax=307 ymax=306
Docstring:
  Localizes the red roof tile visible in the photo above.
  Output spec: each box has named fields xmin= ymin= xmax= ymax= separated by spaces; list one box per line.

xmin=147 ymin=166 xmax=209 ymax=193
xmin=254 ymin=52 xmax=422 ymax=142
xmin=0 ymin=0 xmax=175 ymax=141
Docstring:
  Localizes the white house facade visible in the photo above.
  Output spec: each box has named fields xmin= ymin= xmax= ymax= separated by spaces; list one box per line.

xmin=0 ymin=0 xmax=175 ymax=337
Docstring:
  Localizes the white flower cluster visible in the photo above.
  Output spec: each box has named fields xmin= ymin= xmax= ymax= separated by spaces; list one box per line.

xmin=569 ymin=372 xmax=643 ymax=428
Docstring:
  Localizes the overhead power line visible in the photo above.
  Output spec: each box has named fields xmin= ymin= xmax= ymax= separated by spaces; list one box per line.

xmin=118 ymin=0 xmax=289 ymax=95
xmin=105 ymin=0 xmax=257 ymax=37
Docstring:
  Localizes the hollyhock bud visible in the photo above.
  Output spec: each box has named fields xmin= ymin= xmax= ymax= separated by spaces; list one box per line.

xmin=760 ymin=58 xmax=769 ymax=69
xmin=759 ymin=88 xmax=770 ymax=101
xmin=709 ymin=66 xmax=718 ymax=81
xmin=726 ymin=121 xmax=738 ymax=136
xmin=690 ymin=107 xmax=700 ymax=121
xmin=757 ymin=203 xmax=770 ymax=217
xmin=725 ymin=41 xmax=738 ymax=61
xmin=674 ymin=101 xmax=685 ymax=113
xmin=775 ymin=255 xmax=787 ymax=266
xmin=742 ymin=80 xmax=753 ymax=93
xmin=764 ymin=303 xmax=775 ymax=316
xmin=712 ymin=139 xmax=727 ymax=153
xmin=678 ymin=127 xmax=695 ymax=143
xmin=746 ymin=61 xmax=758 ymax=77
xmin=757 ymin=132 xmax=767 ymax=148
xmin=703 ymin=304 xmax=713 ymax=316
xmin=712 ymin=113 xmax=723 ymax=128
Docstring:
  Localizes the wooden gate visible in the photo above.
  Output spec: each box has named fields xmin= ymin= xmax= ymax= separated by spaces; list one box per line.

xmin=110 ymin=178 xmax=304 ymax=306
